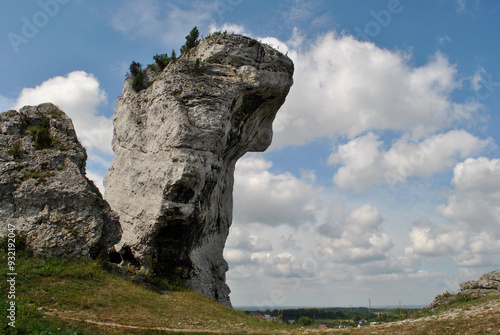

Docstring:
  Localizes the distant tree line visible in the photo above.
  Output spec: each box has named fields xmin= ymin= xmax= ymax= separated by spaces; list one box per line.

xmin=258 ymin=307 xmax=377 ymax=322
xmin=250 ymin=306 xmax=421 ymax=324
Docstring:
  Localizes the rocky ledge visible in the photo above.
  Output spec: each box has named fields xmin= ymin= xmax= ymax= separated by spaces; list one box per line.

xmin=429 ymin=270 xmax=500 ymax=310
xmin=104 ymin=34 xmax=294 ymax=306
xmin=0 ymin=103 xmax=121 ymax=258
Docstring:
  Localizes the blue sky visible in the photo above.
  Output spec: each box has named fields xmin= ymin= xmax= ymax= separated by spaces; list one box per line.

xmin=2 ymin=0 xmax=500 ymax=308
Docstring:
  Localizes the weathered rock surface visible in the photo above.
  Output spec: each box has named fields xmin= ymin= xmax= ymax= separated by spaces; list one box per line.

xmin=459 ymin=270 xmax=500 ymax=291
xmin=104 ymin=34 xmax=294 ymax=306
xmin=0 ymin=103 xmax=121 ymax=258
xmin=429 ymin=270 xmax=500 ymax=309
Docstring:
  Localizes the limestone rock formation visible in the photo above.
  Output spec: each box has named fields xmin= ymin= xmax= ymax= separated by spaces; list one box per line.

xmin=0 ymin=103 xmax=121 ymax=258
xmin=104 ymin=34 xmax=294 ymax=305
xmin=460 ymin=270 xmax=500 ymax=289
xmin=429 ymin=270 xmax=500 ymax=309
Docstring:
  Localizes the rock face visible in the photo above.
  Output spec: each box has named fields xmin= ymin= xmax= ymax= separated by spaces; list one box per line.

xmin=104 ymin=34 xmax=294 ymax=305
xmin=0 ymin=103 xmax=121 ymax=258
xmin=459 ymin=270 xmax=500 ymax=294
xmin=429 ymin=271 xmax=500 ymax=309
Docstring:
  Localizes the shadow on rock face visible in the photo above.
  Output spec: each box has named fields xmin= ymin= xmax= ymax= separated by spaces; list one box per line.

xmin=104 ymin=34 xmax=294 ymax=306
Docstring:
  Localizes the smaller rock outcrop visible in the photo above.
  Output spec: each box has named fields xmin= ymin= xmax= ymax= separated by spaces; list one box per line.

xmin=429 ymin=270 xmax=500 ymax=309
xmin=459 ymin=270 xmax=500 ymax=294
xmin=0 ymin=103 xmax=121 ymax=258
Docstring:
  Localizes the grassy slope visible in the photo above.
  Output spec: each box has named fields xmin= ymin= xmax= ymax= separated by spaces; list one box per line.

xmin=1 ymin=251 xmax=499 ymax=335
xmin=0 ymin=252 xmax=296 ymax=334
xmin=346 ymin=294 xmax=500 ymax=335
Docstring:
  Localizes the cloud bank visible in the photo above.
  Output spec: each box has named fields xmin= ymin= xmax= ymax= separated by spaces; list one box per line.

xmin=225 ymin=30 xmax=499 ymax=306
xmin=272 ymin=32 xmax=480 ymax=148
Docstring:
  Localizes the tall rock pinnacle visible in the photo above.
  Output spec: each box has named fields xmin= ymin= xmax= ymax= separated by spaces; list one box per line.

xmin=104 ymin=34 xmax=294 ymax=306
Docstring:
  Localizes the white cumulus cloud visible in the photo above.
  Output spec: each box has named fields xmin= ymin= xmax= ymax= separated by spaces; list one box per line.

xmin=250 ymin=252 xmax=298 ymax=277
xmin=208 ymin=23 xmax=246 ymax=35
xmin=15 ymin=71 xmax=112 ymax=155
xmin=271 ymin=32 xmax=479 ymax=148
xmin=407 ymin=219 xmax=500 ymax=268
xmin=451 ymin=157 xmax=500 ymax=194
xmin=407 ymin=219 xmax=468 ymax=257
xmin=438 ymin=157 xmax=500 ymax=231
xmin=318 ymin=203 xmax=393 ymax=263
xmin=13 ymin=71 xmax=113 ymax=192
xmin=329 ymin=130 xmax=491 ymax=191
xmin=233 ymin=155 xmax=320 ymax=226
xmin=224 ymin=227 xmax=273 ymax=265
xmin=407 ymin=157 xmax=500 ymax=270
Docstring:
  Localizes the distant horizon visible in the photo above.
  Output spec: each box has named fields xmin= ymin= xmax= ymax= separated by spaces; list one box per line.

xmin=234 ymin=304 xmax=427 ymax=311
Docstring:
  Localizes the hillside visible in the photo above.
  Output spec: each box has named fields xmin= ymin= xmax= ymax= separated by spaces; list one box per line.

xmin=2 ymin=242 xmax=499 ymax=334
xmin=0 ymin=240 xmax=293 ymax=334
xmin=347 ymin=296 xmax=500 ymax=334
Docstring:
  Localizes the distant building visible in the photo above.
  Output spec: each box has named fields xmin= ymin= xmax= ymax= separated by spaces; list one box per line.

xmin=339 ymin=322 xmax=352 ymax=328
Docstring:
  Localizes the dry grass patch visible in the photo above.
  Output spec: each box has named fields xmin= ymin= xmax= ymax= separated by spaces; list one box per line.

xmin=3 ymin=240 xmax=498 ymax=335
xmin=1 ymin=249 xmax=296 ymax=334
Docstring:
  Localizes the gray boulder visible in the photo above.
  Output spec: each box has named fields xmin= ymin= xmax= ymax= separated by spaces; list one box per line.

xmin=459 ymin=270 xmax=500 ymax=291
xmin=429 ymin=270 xmax=500 ymax=309
xmin=0 ymin=103 xmax=121 ymax=258
xmin=104 ymin=34 xmax=294 ymax=306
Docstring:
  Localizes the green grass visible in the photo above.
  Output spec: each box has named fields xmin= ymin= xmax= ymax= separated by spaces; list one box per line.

xmin=49 ymin=108 xmax=63 ymax=121
xmin=18 ymin=170 xmax=56 ymax=184
xmin=29 ymin=116 xmax=54 ymax=149
xmin=340 ymin=294 xmax=500 ymax=335
xmin=7 ymin=141 xmax=23 ymax=159
xmin=0 ymin=246 xmax=299 ymax=334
